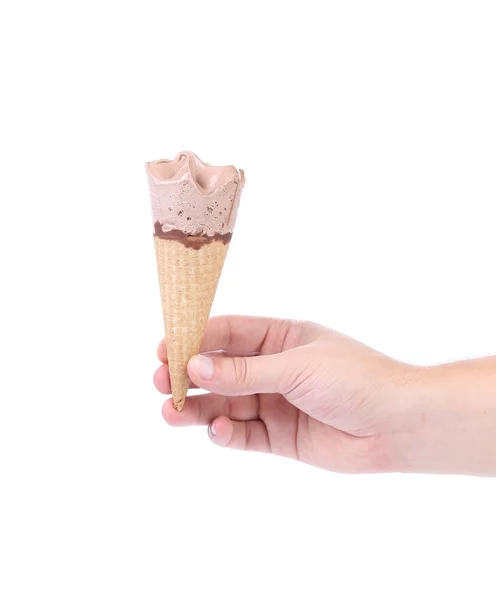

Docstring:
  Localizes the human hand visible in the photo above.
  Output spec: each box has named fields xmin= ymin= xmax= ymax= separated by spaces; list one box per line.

xmin=153 ymin=316 xmax=414 ymax=473
xmin=154 ymin=315 xmax=496 ymax=475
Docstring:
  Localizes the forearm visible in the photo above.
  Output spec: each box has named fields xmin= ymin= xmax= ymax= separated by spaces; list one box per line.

xmin=392 ymin=357 xmax=496 ymax=476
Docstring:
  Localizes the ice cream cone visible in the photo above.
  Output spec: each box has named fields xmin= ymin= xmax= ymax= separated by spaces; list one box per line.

xmin=154 ymin=235 xmax=229 ymax=410
xmin=146 ymin=151 xmax=244 ymax=411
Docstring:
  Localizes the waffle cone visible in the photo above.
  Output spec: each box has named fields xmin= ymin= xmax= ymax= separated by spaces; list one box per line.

xmin=154 ymin=236 xmax=229 ymax=411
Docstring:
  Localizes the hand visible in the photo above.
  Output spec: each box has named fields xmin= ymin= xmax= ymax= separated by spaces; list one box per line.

xmin=153 ymin=315 xmax=415 ymax=473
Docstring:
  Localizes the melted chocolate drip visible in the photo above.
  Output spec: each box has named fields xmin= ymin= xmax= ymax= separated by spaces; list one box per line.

xmin=153 ymin=222 xmax=232 ymax=249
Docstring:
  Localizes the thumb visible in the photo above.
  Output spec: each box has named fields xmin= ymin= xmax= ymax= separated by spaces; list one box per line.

xmin=187 ymin=351 xmax=295 ymax=396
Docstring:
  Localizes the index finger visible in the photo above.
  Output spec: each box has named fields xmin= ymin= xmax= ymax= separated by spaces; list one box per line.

xmin=157 ymin=315 xmax=309 ymax=363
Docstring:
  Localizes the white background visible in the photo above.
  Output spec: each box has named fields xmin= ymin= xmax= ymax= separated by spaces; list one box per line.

xmin=1 ymin=1 xmax=495 ymax=598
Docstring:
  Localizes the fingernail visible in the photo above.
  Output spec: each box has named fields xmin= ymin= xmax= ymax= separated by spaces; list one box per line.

xmin=192 ymin=354 xmax=215 ymax=380
xmin=208 ymin=421 xmax=217 ymax=436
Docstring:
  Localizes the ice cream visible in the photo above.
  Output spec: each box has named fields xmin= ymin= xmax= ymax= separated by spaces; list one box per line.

xmin=146 ymin=151 xmax=245 ymax=410
xmin=146 ymin=151 xmax=244 ymax=239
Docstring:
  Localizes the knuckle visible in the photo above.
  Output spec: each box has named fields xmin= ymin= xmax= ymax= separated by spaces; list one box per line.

xmin=223 ymin=397 xmax=232 ymax=419
xmin=265 ymin=319 xmax=307 ymax=353
xmin=243 ymin=422 xmax=251 ymax=451
xmin=230 ymin=356 xmax=249 ymax=385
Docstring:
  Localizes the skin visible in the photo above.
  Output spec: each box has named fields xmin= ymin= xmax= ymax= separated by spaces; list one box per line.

xmin=153 ymin=316 xmax=496 ymax=476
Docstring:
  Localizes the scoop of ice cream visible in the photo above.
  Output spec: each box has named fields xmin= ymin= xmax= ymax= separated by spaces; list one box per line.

xmin=146 ymin=151 xmax=245 ymax=237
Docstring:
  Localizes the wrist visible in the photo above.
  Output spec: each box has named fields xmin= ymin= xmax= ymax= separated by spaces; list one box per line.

xmin=387 ymin=360 xmax=496 ymax=476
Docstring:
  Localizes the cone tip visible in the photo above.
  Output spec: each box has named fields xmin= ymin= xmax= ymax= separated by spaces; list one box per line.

xmin=172 ymin=396 xmax=186 ymax=412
